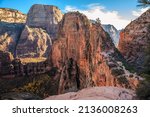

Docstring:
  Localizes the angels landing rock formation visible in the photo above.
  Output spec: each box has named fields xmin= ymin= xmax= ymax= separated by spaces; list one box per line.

xmin=118 ymin=9 xmax=150 ymax=73
xmin=50 ymin=12 xmax=140 ymax=94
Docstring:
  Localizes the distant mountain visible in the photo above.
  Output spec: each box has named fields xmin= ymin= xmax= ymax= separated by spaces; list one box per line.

xmin=102 ymin=24 xmax=120 ymax=46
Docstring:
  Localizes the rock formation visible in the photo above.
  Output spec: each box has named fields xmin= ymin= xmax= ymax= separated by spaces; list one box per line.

xmin=50 ymin=12 xmax=140 ymax=94
xmin=45 ymin=87 xmax=136 ymax=100
xmin=0 ymin=8 xmax=26 ymax=23
xmin=0 ymin=22 xmax=24 ymax=56
xmin=0 ymin=50 xmax=14 ymax=76
xmin=16 ymin=25 xmax=52 ymax=58
xmin=102 ymin=24 xmax=120 ymax=46
xmin=26 ymin=4 xmax=63 ymax=39
xmin=118 ymin=9 xmax=150 ymax=73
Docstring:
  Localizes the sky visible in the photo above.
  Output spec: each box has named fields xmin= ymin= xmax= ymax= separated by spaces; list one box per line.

xmin=0 ymin=0 xmax=149 ymax=29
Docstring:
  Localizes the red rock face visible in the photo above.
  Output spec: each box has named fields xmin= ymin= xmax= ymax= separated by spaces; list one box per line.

xmin=50 ymin=12 xmax=139 ymax=94
xmin=118 ymin=9 xmax=150 ymax=72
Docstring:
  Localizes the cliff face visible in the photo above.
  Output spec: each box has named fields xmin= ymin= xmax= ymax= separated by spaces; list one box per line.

xmin=0 ymin=8 xmax=26 ymax=23
xmin=102 ymin=24 xmax=120 ymax=46
xmin=0 ymin=22 xmax=24 ymax=56
xmin=16 ymin=4 xmax=63 ymax=58
xmin=26 ymin=4 xmax=63 ymax=39
xmin=118 ymin=9 xmax=150 ymax=72
xmin=16 ymin=25 xmax=52 ymax=58
xmin=0 ymin=50 xmax=14 ymax=75
xmin=0 ymin=4 xmax=63 ymax=58
xmin=50 ymin=12 xmax=139 ymax=94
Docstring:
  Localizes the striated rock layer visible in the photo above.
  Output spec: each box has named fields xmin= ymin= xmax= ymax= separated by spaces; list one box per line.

xmin=26 ymin=4 xmax=63 ymax=39
xmin=0 ymin=22 xmax=24 ymax=56
xmin=118 ymin=9 xmax=150 ymax=73
xmin=16 ymin=25 xmax=52 ymax=58
xmin=50 ymin=12 xmax=140 ymax=94
xmin=0 ymin=8 xmax=26 ymax=23
xmin=45 ymin=87 xmax=136 ymax=100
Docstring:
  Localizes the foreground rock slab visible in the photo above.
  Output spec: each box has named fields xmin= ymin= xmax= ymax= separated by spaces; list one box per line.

xmin=45 ymin=87 xmax=136 ymax=100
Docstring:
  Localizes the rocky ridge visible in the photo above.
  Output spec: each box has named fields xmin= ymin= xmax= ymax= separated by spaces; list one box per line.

xmin=0 ymin=8 xmax=26 ymax=23
xmin=118 ymin=9 xmax=150 ymax=72
xmin=50 ymin=12 xmax=140 ymax=94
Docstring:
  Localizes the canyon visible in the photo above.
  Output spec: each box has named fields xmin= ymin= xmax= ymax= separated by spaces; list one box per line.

xmin=0 ymin=4 xmax=149 ymax=100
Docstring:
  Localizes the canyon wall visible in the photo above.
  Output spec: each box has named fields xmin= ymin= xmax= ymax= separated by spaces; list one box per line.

xmin=0 ymin=8 xmax=26 ymax=23
xmin=118 ymin=9 xmax=150 ymax=73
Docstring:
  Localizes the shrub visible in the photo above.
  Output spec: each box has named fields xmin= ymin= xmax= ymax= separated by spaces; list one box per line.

xmin=136 ymin=81 xmax=150 ymax=100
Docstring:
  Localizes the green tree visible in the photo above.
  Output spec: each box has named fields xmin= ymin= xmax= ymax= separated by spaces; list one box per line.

xmin=96 ymin=18 xmax=101 ymax=25
xmin=137 ymin=0 xmax=150 ymax=7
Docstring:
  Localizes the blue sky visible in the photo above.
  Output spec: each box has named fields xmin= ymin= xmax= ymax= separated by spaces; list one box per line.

xmin=0 ymin=0 xmax=149 ymax=29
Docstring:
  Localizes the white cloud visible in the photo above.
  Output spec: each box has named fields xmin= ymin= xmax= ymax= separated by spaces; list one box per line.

xmin=65 ymin=4 xmax=130 ymax=30
xmin=132 ymin=8 xmax=149 ymax=17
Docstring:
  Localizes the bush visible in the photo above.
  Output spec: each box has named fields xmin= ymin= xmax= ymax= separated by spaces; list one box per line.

xmin=136 ymin=81 xmax=150 ymax=100
xmin=12 ymin=74 xmax=59 ymax=98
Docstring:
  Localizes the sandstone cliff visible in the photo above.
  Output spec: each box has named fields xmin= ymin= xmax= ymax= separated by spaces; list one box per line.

xmin=0 ymin=50 xmax=14 ymax=76
xmin=118 ymin=9 xmax=150 ymax=73
xmin=0 ymin=22 xmax=24 ymax=56
xmin=0 ymin=4 xmax=63 ymax=58
xmin=50 ymin=12 xmax=140 ymax=94
xmin=26 ymin=4 xmax=63 ymax=39
xmin=0 ymin=8 xmax=26 ymax=23
xmin=16 ymin=25 xmax=52 ymax=58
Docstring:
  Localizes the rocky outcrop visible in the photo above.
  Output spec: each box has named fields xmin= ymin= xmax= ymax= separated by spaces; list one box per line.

xmin=16 ymin=25 xmax=52 ymax=58
xmin=0 ymin=22 xmax=24 ymax=56
xmin=0 ymin=8 xmax=26 ymax=23
xmin=45 ymin=87 xmax=136 ymax=100
xmin=118 ymin=9 xmax=150 ymax=72
xmin=26 ymin=4 xmax=63 ymax=39
xmin=50 ymin=12 xmax=140 ymax=94
xmin=102 ymin=24 xmax=120 ymax=46
xmin=0 ymin=50 xmax=14 ymax=76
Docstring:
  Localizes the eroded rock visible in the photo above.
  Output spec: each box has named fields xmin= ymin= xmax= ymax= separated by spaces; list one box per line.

xmin=50 ymin=12 xmax=140 ymax=94
xmin=26 ymin=4 xmax=63 ymax=39
xmin=118 ymin=9 xmax=150 ymax=72
xmin=0 ymin=8 xmax=26 ymax=23
xmin=45 ymin=87 xmax=136 ymax=100
xmin=16 ymin=25 xmax=52 ymax=58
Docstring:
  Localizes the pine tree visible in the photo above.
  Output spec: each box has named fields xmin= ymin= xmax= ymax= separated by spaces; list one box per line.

xmin=137 ymin=0 xmax=150 ymax=7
